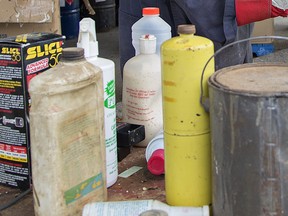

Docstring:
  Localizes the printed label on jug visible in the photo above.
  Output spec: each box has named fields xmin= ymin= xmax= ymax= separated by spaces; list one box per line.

xmin=64 ymin=173 xmax=103 ymax=205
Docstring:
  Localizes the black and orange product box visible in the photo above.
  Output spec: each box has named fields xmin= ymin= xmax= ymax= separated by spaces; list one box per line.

xmin=0 ymin=33 xmax=65 ymax=190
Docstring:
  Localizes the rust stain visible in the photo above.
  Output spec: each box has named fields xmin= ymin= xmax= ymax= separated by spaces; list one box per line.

xmin=164 ymin=96 xmax=176 ymax=102
xmin=164 ymin=60 xmax=175 ymax=66
xmin=163 ymin=80 xmax=176 ymax=86
xmin=186 ymin=47 xmax=199 ymax=51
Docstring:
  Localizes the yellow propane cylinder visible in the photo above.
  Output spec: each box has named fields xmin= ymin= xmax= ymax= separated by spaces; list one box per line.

xmin=161 ymin=25 xmax=214 ymax=206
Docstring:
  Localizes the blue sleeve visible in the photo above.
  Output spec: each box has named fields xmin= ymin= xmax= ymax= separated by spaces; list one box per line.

xmin=223 ymin=0 xmax=237 ymax=44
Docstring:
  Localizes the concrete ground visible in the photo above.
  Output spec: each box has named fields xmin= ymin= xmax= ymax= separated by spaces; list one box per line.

xmin=95 ymin=17 xmax=288 ymax=105
xmin=255 ymin=17 xmax=288 ymax=63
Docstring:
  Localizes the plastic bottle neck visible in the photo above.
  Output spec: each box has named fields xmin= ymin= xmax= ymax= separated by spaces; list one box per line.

xmin=139 ymin=34 xmax=157 ymax=54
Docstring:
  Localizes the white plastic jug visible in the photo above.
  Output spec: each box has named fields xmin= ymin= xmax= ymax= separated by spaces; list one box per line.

xmin=132 ymin=7 xmax=171 ymax=56
xmin=122 ymin=34 xmax=163 ymax=147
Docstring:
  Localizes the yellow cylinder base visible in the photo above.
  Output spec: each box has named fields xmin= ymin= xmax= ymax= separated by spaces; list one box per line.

xmin=164 ymin=132 xmax=212 ymax=206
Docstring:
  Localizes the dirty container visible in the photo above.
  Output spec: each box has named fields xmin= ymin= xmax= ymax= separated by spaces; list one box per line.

xmin=208 ymin=63 xmax=288 ymax=216
xmin=60 ymin=0 xmax=80 ymax=39
xmin=29 ymin=47 xmax=107 ymax=216
xmin=161 ymin=25 xmax=214 ymax=206
xmin=122 ymin=34 xmax=163 ymax=147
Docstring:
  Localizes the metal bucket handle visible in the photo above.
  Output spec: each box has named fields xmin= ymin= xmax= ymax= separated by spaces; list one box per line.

xmin=200 ymin=35 xmax=288 ymax=112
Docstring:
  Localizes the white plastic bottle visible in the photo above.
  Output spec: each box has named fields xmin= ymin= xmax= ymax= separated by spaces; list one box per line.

xmin=82 ymin=200 xmax=210 ymax=216
xmin=122 ymin=34 xmax=163 ymax=147
xmin=132 ymin=7 xmax=171 ymax=56
xmin=77 ymin=18 xmax=118 ymax=188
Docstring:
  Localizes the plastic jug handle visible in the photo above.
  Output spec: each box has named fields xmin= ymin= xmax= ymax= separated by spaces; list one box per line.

xmin=200 ymin=35 xmax=288 ymax=112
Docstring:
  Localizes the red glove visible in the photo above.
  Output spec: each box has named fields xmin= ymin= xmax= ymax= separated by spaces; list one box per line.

xmin=272 ymin=5 xmax=288 ymax=17
xmin=236 ymin=0 xmax=288 ymax=26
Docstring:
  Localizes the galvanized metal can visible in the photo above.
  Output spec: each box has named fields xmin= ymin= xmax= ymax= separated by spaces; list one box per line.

xmin=208 ymin=63 xmax=288 ymax=216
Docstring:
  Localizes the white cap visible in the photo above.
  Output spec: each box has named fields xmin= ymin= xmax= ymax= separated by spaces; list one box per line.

xmin=77 ymin=18 xmax=99 ymax=58
xmin=139 ymin=34 xmax=157 ymax=54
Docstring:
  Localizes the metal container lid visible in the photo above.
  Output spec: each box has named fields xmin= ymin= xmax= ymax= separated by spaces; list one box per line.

xmin=209 ymin=63 xmax=288 ymax=96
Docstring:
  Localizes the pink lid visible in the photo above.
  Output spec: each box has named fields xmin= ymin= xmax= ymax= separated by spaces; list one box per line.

xmin=147 ymin=149 xmax=164 ymax=175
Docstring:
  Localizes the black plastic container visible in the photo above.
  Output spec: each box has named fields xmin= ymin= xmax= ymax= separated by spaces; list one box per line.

xmin=81 ymin=0 xmax=116 ymax=32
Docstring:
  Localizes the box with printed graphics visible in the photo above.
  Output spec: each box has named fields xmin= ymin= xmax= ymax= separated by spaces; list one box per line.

xmin=0 ymin=33 xmax=65 ymax=190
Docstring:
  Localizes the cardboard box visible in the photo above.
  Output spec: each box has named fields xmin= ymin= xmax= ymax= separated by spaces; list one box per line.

xmin=0 ymin=0 xmax=54 ymax=23
xmin=0 ymin=0 xmax=61 ymax=38
xmin=0 ymin=33 xmax=65 ymax=190
xmin=251 ymin=18 xmax=275 ymax=44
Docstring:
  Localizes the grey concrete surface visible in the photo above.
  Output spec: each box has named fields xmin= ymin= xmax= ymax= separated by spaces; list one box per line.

xmin=254 ymin=17 xmax=288 ymax=63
